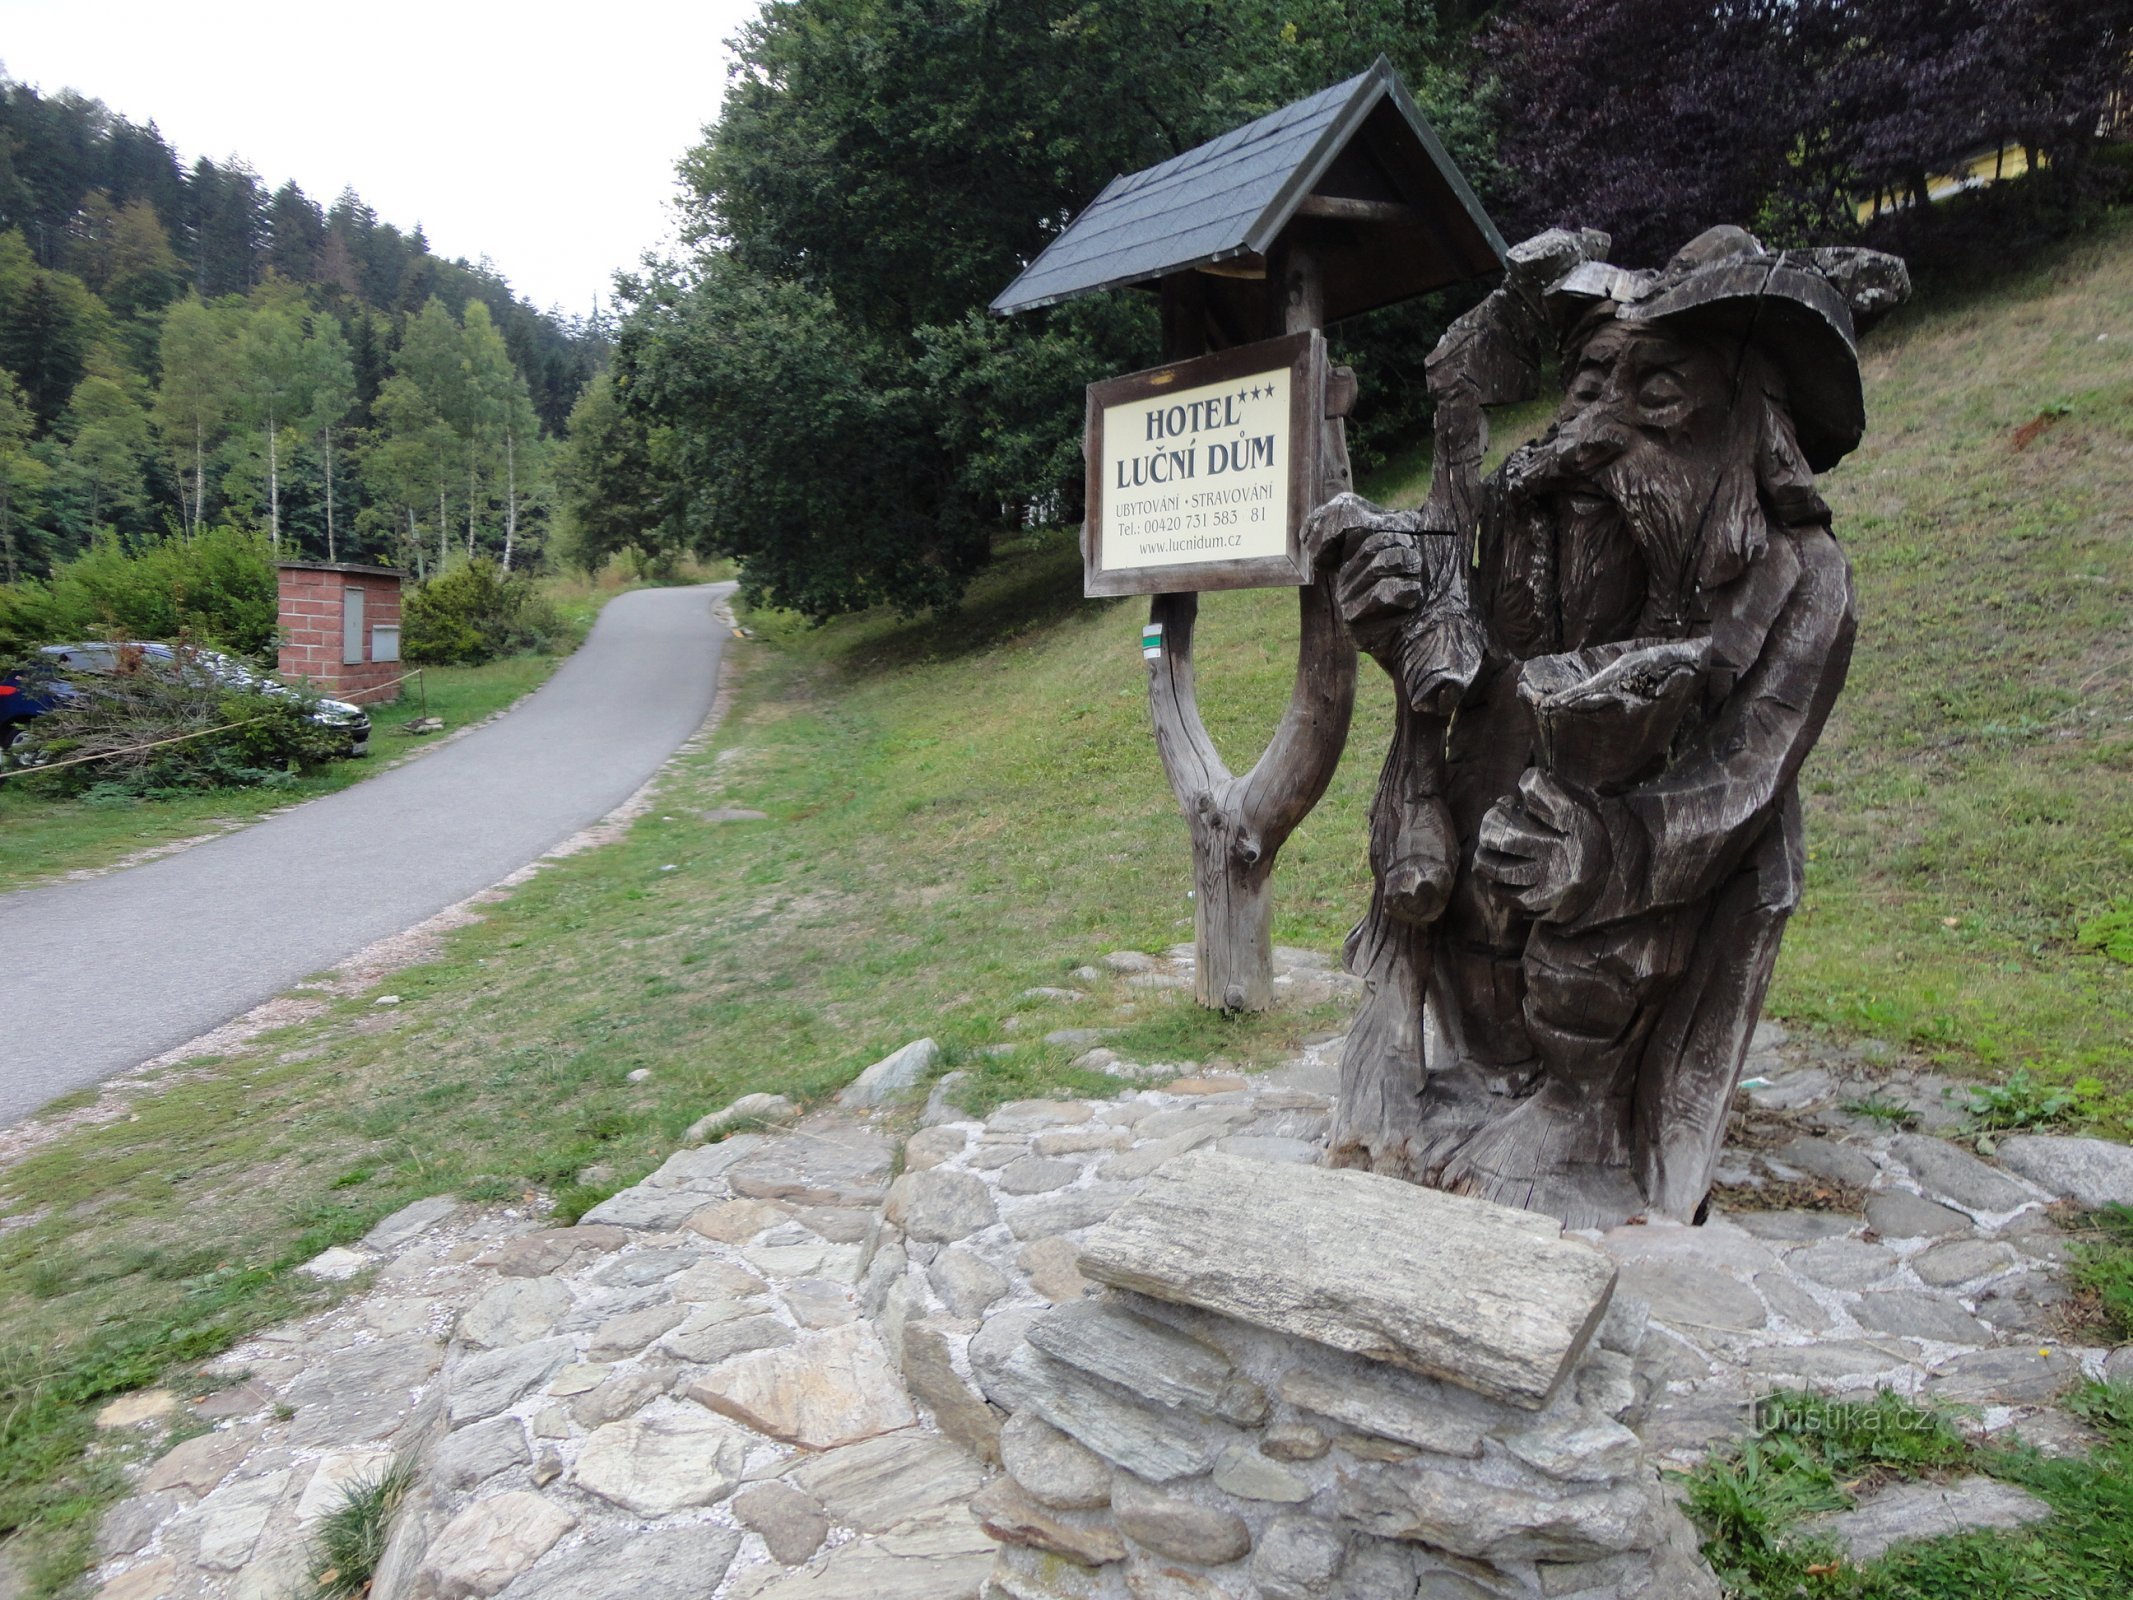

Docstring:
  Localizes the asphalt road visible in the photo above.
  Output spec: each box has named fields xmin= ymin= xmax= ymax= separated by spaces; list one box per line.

xmin=0 ymin=582 xmax=734 ymax=1127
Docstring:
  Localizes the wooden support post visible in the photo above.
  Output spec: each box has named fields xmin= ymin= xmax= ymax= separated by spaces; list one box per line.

xmin=1145 ymin=243 xmax=1359 ymax=1010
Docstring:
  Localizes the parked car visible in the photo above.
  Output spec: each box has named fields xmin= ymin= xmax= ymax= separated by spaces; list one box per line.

xmin=0 ymin=665 xmax=78 ymax=756
xmin=20 ymin=641 xmax=371 ymax=757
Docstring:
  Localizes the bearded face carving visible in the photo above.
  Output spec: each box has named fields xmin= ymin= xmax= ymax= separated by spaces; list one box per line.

xmin=1315 ymin=226 xmax=1907 ymax=1229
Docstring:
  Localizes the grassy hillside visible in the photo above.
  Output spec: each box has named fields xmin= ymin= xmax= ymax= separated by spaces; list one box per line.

xmin=0 ymin=218 xmax=2129 ymax=1588
xmin=1773 ymin=239 xmax=2133 ymax=1089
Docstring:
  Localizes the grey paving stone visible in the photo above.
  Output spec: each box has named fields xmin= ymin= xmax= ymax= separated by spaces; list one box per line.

xmin=1005 ymin=1344 xmax=1216 ymax=1482
xmin=1865 ymin=1190 xmax=1972 ymax=1239
xmin=1003 ymin=1184 xmax=1137 ymax=1242
xmin=1790 ymin=1240 xmax=1899 ymax=1289
xmin=885 ymin=1167 xmax=998 ymax=1242
xmin=837 ymin=1038 xmax=940 ymax=1109
xmin=1617 ymin=1260 xmax=1767 ymax=1334
xmin=1027 ymin=1297 xmax=1264 ymax=1425
xmin=1806 ymin=1477 xmax=2050 ymax=1563
xmin=446 ymin=1337 xmax=575 ymax=1427
xmin=498 ymin=1521 xmax=742 ymax=1600
xmin=433 ymin=1416 xmax=528 ymax=1492
xmin=361 ymin=1195 xmax=461 ymax=1251
xmin=1911 ymin=1238 xmax=2019 ymax=1288
xmin=1996 ymin=1135 xmax=2133 ymax=1210
xmin=572 ymin=1410 xmax=748 ymax=1516
xmin=1850 ymin=1291 xmax=1991 ymax=1345
xmin=1112 ymin=1473 xmax=1252 ymax=1564
xmin=1770 ymin=1137 xmax=1879 ymax=1187
xmin=997 ymin=1157 xmax=1081 ymax=1196
xmin=1742 ymin=1341 xmax=1919 ymax=1382
xmin=732 ymin=1481 xmax=830 ymax=1566
xmin=1891 ymin=1135 xmax=2032 ymax=1216
xmin=784 ymin=1429 xmax=989 ymax=1533
xmin=1726 ymin=1210 xmax=1858 ymax=1242
xmin=928 ymin=1248 xmax=1009 ymax=1320
xmin=1083 ymin=1151 xmax=1614 ymax=1410
xmin=1753 ymin=1271 xmax=1834 ymax=1333
xmin=1000 ymin=1409 xmax=1111 ymax=1509
xmin=590 ymin=1247 xmax=699 ymax=1287
xmin=728 ymin=1121 xmax=895 ymax=1207
xmin=1971 ymin=1270 xmax=2072 ymax=1336
xmin=1925 ymin=1346 xmax=2079 ymax=1405
xmin=578 ymin=1184 xmax=718 ymax=1231
xmin=282 ymin=1334 xmax=443 ymax=1446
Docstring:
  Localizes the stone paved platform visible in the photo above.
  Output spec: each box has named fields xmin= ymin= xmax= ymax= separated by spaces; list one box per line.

xmin=82 ymin=949 xmax=2133 ymax=1599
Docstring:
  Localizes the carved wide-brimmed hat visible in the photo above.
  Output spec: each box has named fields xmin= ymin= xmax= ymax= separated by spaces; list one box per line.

xmin=1543 ymin=226 xmax=1910 ymax=473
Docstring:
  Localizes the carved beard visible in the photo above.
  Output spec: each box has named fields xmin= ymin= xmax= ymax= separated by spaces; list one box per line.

xmin=1591 ymin=451 xmax=1706 ymax=633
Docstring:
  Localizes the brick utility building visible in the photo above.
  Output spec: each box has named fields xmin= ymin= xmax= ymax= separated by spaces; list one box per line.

xmin=276 ymin=562 xmax=405 ymax=704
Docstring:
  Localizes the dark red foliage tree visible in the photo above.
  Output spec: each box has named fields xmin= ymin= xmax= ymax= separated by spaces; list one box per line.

xmin=1480 ymin=0 xmax=2131 ymax=262
xmin=1479 ymin=0 xmax=1807 ymax=263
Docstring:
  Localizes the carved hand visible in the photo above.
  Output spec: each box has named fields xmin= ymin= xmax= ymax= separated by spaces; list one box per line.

xmin=1334 ymin=528 xmax=1431 ymax=659
xmin=1475 ymin=770 xmax=1609 ymax=922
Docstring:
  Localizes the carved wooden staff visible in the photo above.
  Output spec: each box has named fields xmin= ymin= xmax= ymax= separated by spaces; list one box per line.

xmin=1329 ymin=232 xmax=1587 ymax=1172
xmin=1144 ymin=242 xmax=1359 ymax=1011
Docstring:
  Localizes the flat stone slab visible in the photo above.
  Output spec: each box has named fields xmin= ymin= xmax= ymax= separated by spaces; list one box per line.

xmin=1806 ymin=1476 xmax=2051 ymax=1563
xmin=1924 ymin=1346 xmax=2079 ymax=1405
xmin=739 ymin=1507 xmax=994 ymax=1598
xmin=1075 ymin=1149 xmax=1615 ymax=1409
xmin=687 ymin=1322 xmax=916 ymax=1448
xmin=784 ymin=1430 xmax=987 ymax=1533
xmin=1865 ymin=1189 xmax=1972 ymax=1239
xmin=836 ymin=1038 xmax=940 ymax=1109
xmin=728 ymin=1121 xmax=895 ymax=1207
xmin=362 ymin=1195 xmax=461 ymax=1251
xmin=1890 ymin=1135 xmax=2032 ymax=1216
xmin=496 ymin=1524 xmax=742 ymax=1600
xmin=1996 ymin=1135 xmax=2133 ymax=1211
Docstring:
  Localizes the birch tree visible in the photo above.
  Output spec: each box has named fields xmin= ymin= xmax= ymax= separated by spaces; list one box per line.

xmin=234 ymin=300 xmax=309 ymax=550
xmin=463 ymin=301 xmax=540 ymax=569
xmin=299 ymin=315 xmax=356 ymax=560
xmin=151 ymin=295 xmax=239 ymax=537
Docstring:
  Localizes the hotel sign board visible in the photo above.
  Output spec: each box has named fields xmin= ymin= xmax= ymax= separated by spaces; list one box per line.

xmin=1082 ymin=330 xmax=1326 ymax=597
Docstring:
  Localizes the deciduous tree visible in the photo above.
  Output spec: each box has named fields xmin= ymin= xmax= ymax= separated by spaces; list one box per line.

xmin=151 ymin=294 xmax=239 ymax=536
xmin=0 ymin=373 xmax=53 ymax=581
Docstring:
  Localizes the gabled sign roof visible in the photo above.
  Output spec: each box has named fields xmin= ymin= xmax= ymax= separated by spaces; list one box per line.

xmin=991 ymin=57 xmax=1506 ymax=325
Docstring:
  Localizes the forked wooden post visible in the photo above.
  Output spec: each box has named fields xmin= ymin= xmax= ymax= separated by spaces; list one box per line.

xmin=1146 ymin=244 xmax=1358 ymax=1010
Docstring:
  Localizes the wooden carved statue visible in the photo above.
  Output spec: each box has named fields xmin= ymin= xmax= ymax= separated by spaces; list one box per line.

xmin=1315 ymin=225 xmax=1910 ymax=1228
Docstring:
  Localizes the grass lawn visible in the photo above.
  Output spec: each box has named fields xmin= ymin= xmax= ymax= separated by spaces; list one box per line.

xmin=0 ymin=221 xmax=2129 ymax=1588
xmin=1768 ymin=223 xmax=2133 ymax=1110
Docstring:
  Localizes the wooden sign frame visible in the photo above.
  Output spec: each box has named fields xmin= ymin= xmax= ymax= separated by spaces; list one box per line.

xmin=1082 ymin=329 xmax=1327 ymax=597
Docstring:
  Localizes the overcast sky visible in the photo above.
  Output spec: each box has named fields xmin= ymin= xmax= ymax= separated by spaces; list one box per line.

xmin=1 ymin=0 xmax=763 ymax=317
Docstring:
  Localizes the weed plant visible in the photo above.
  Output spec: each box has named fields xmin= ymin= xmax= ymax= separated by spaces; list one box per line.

xmin=1955 ymin=1068 xmax=2082 ymax=1133
xmin=1843 ymin=1095 xmax=1921 ymax=1129
xmin=2067 ymin=1204 xmax=2133 ymax=1341
xmin=307 ymin=1459 xmax=414 ymax=1599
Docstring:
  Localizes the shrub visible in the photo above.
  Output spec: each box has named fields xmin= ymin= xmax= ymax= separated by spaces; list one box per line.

xmin=401 ymin=559 xmax=567 ymax=666
xmin=0 ymin=527 xmax=277 ymax=663
xmin=12 ymin=646 xmax=347 ymax=797
xmin=0 ymin=578 xmax=58 ymax=661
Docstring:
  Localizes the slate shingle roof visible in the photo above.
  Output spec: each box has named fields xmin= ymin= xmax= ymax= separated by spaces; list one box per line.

xmin=991 ymin=57 xmax=1502 ymax=318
